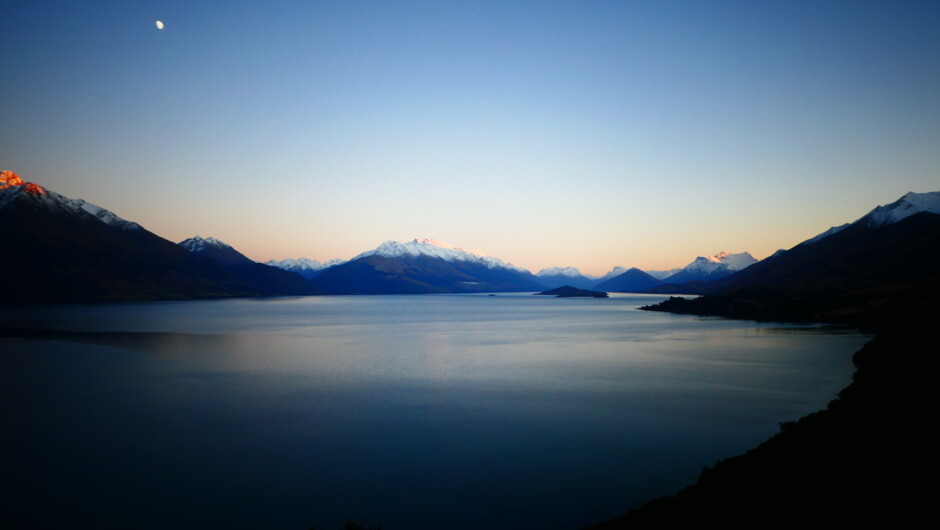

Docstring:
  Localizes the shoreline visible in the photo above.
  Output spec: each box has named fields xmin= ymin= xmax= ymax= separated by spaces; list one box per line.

xmin=584 ymin=298 xmax=938 ymax=527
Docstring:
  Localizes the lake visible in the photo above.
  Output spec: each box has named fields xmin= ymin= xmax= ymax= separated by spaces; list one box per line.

xmin=0 ymin=293 xmax=868 ymax=529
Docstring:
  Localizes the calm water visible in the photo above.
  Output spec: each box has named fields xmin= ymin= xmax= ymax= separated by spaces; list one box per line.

xmin=0 ymin=294 xmax=867 ymax=529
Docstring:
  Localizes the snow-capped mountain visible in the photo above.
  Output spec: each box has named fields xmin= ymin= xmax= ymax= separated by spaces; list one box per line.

xmin=596 ymin=266 xmax=628 ymax=283
xmin=593 ymin=267 xmax=663 ymax=292
xmin=179 ymin=236 xmax=253 ymax=267
xmin=805 ymin=191 xmax=940 ymax=245
xmin=691 ymin=191 xmax=940 ymax=307
xmin=354 ymin=238 xmax=527 ymax=271
xmin=661 ymin=251 xmax=758 ymax=285
xmin=537 ymin=266 xmax=588 ymax=278
xmin=646 ymin=268 xmax=682 ymax=280
xmin=180 ymin=236 xmax=231 ymax=253
xmin=1 ymin=171 xmax=312 ymax=303
xmin=310 ymin=238 xmax=544 ymax=294
xmin=536 ymin=266 xmax=596 ymax=289
xmin=266 ymin=257 xmax=346 ymax=279
xmin=1 ymin=170 xmax=140 ymax=231
xmin=803 ymin=223 xmax=851 ymax=245
xmin=860 ymin=191 xmax=940 ymax=227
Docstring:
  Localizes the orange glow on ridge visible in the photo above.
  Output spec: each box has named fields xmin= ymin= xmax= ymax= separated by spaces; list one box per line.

xmin=1 ymin=170 xmax=46 ymax=194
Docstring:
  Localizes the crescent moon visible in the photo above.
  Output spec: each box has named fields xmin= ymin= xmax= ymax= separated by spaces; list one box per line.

xmin=156 ymin=20 xmax=165 ymax=30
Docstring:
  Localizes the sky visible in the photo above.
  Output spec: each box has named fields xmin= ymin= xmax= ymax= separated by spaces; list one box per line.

xmin=3 ymin=1 xmax=939 ymax=276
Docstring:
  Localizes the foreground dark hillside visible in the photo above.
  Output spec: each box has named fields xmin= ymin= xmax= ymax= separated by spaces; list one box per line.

xmin=586 ymin=212 xmax=940 ymax=528
xmin=643 ymin=212 xmax=940 ymax=329
xmin=586 ymin=327 xmax=939 ymax=527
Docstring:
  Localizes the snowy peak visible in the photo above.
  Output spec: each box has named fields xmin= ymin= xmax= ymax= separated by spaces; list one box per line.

xmin=685 ymin=251 xmax=757 ymax=272
xmin=660 ymin=251 xmax=758 ymax=285
xmin=646 ymin=268 xmax=681 ymax=280
xmin=805 ymin=190 xmax=940 ymax=245
xmin=1 ymin=170 xmax=48 ymax=207
xmin=0 ymin=170 xmax=46 ymax=195
xmin=597 ymin=266 xmax=628 ymax=282
xmin=178 ymin=236 xmax=253 ymax=266
xmin=265 ymin=257 xmax=346 ymax=279
xmin=266 ymin=257 xmax=344 ymax=271
xmin=859 ymin=191 xmax=940 ymax=228
xmin=716 ymin=251 xmax=758 ymax=271
xmin=535 ymin=266 xmax=597 ymax=289
xmin=179 ymin=236 xmax=233 ymax=253
xmin=1 ymin=170 xmax=140 ymax=230
xmin=354 ymin=238 xmax=524 ymax=271
xmin=537 ymin=266 xmax=588 ymax=278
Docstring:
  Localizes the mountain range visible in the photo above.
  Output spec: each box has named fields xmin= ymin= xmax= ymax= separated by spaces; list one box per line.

xmin=591 ymin=195 xmax=940 ymax=528
xmin=3 ymin=170 xmax=938 ymax=302
xmin=644 ymin=190 xmax=940 ymax=326
xmin=307 ymin=238 xmax=546 ymax=294
xmin=264 ymin=257 xmax=347 ymax=279
xmin=0 ymin=171 xmax=312 ymax=303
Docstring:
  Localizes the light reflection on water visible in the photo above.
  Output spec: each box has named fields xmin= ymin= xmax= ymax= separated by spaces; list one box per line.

xmin=0 ymin=294 xmax=869 ymax=529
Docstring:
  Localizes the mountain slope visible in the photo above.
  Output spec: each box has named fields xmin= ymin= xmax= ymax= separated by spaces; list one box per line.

xmin=179 ymin=236 xmax=253 ymax=266
xmin=593 ymin=267 xmax=663 ymax=292
xmin=536 ymin=267 xmax=597 ymax=289
xmin=597 ymin=192 xmax=940 ymax=528
xmin=660 ymin=251 xmax=758 ymax=285
xmin=645 ymin=191 xmax=940 ymax=327
xmin=309 ymin=239 xmax=545 ymax=294
xmin=0 ymin=172 xmax=311 ymax=303
xmin=177 ymin=235 xmax=314 ymax=295
xmin=266 ymin=257 xmax=346 ymax=279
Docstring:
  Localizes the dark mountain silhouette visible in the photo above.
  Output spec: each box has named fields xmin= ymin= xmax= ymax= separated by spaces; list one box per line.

xmin=179 ymin=236 xmax=253 ymax=266
xmin=307 ymin=238 xmax=547 ymax=294
xmin=536 ymin=267 xmax=598 ymax=289
xmin=266 ymin=258 xmax=346 ymax=279
xmin=593 ymin=267 xmax=663 ymax=292
xmin=588 ymin=193 xmax=940 ymax=527
xmin=536 ymin=285 xmax=609 ymax=298
xmin=309 ymin=254 xmax=546 ymax=294
xmin=0 ymin=173 xmax=312 ymax=303
xmin=178 ymin=236 xmax=314 ymax=296
xmin=585 ymin=329 xmax=939 ymax=528
xmin=646 ymin=212 xmax=940 ymax=326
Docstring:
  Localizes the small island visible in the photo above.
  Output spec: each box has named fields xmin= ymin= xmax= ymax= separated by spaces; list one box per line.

xmin=536 ymin=285 xmax=609 ymax=298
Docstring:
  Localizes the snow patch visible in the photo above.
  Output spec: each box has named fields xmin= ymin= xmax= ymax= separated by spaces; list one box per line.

xmin=355 ymin=238 xmax=526 ymax=271
xmin=596 ymin=266 xmax=628 ymax=282
xmin=859 ymin=191 xmax=940 ymax=227
xmin=179 ymin=236 xmax=232 ymax=252
xmin=266 ymin=257 xmax=346 ymax=272
xmin=537 ymin=266 xmax=588 ymax=278
xmin=0 ymin=173 xmax=140 ymax=231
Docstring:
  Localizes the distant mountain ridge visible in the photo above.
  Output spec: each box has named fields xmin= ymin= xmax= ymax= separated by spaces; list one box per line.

xmin=643 ymin=191 xmax=940 ymax=325
xmin=7 ymin=170 xmax=934 ymax=303
xmin=309 ymin=238 xmax=545 ymax=294
xmin=803 ymin=190 xmax=940 ymax=245
xmin=593 ymin=267 xmax=663 ymax=292
xmin=266 ymin=257 xmax=346 ymax=279
xmin=659 ymin=251 xmax=758 ymax=285
xmin=536 ymin=267 xmax=597 ymax=289
xmin=354 ymin=238 xmax=527 ymax=271
xmin=0 ymin=171 xmax=312 ymax=303
xmin=177 ymin=235 xmax=314 ymax=295
xmin=179 ymin=236 xmax=253 ymax=266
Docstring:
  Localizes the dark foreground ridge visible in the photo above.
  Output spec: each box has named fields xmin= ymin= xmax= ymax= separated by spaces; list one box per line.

xmin=585 ymin=328 xmax=939 ymax=527
xmin=586 ymin=211 xmax=940 ymax=527
xmin=536 ymin=285 xmax=609 ymax=298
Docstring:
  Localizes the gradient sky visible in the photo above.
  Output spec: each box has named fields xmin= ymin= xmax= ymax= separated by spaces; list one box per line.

xmin=3 ymin=1 xmax=939 ymax=275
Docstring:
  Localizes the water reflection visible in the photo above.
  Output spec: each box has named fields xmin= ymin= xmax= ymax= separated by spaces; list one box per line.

xmin=0 ymin=296 xmax=869 ymax=529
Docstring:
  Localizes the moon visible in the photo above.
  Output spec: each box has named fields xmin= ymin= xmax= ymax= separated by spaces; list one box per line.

xmin=155 ymin=20 xmax=164 ymax=30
